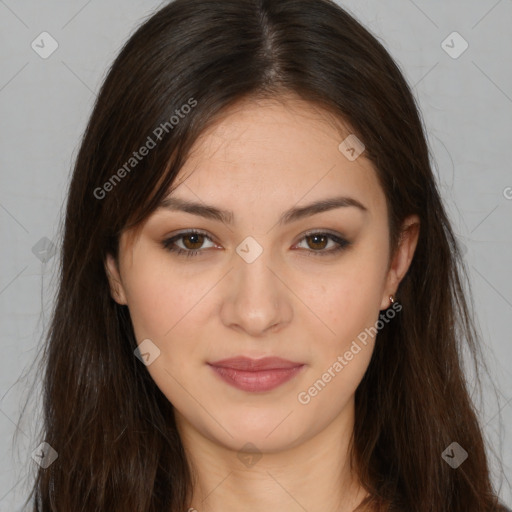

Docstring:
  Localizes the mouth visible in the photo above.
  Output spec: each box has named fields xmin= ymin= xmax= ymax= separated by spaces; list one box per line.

xmin=207 ymin=356 xmax=305 ymax=392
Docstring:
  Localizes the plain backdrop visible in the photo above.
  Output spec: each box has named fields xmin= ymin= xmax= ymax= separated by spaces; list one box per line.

xmin=0 ymin=0 xmax=511 ymax=509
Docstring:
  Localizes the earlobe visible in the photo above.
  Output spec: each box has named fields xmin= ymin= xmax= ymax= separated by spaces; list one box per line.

xmin=380 ymin=215 xmax=420 ymax=310
xmin=104 ymin=253 xmax=128 ymax=305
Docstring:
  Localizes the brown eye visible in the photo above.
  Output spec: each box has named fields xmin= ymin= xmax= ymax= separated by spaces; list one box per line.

xmin=162 ymin=230 xmax=216 ymax=257
xmin=295 ymin=231 xmax=351 ymax=257
xmin=182 ymin=233 xmax=206 ymax=250
xmin=305 ymin=234 xmax=329 ymax=251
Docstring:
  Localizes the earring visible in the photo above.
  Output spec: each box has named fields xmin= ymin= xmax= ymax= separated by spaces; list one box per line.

xmin=389 ymin=295 xmax=395 ymax=305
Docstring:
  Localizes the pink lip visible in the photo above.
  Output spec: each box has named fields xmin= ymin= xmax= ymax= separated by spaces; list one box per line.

xmin=207 ymin=357 xmax=305 ymax=392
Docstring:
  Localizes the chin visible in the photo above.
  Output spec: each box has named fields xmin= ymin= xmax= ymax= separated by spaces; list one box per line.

xmin=212 ymin=409 xmax=306 ymax=450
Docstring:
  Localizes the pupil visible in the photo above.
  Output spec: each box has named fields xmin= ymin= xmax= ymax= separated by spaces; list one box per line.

xmin=185 ymin=234 xmax=203 ymax=249
xmin=309 ymin=234 xmax=327 ymax=250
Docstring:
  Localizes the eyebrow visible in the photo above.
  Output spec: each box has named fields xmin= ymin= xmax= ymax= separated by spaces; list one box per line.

xmin=157 ymin=195 xmax=368 ymax=226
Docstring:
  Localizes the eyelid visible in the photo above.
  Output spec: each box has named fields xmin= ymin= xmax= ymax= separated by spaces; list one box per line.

xmin=292 ymin=229 xmax=351 ymax=255
xmin=161 ymin=227 xmax=351 ymax=257
xmin=164 ymin=227 xmax=347 ymax=243
xmin=296 ymin=227 xmax=347 ymax=240
xmin=164 ymin=229 xmax=219 ymax=249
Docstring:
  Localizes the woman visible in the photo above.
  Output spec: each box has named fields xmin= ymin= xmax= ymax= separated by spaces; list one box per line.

xmin=24 ymin=0 xmax=510 ymax=510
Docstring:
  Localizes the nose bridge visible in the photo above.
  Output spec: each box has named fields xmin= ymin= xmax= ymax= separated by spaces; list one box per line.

xmin=220 ymin=236 xmax=291 ymax=335
xmin=235 ymin=238 xmax=280 ymax=307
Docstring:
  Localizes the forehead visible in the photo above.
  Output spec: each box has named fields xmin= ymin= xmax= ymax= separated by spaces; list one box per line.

xmin=122 ymin=95 xmax=389 ymax=251
xmin=171 ymin=95 xmax=384 ymax=217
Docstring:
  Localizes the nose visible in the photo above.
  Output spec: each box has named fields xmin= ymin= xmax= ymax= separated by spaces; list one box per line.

xmin=219 ymin=248 xmax=293 ymax=337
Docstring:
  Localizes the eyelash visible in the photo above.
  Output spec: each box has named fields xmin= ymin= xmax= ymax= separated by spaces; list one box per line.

xmin=161 ymin=229 xmax=351 ymax=258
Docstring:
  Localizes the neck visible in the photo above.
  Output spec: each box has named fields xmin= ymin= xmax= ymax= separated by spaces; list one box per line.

xmin=175 ymin=397 xmax=369 ymax=512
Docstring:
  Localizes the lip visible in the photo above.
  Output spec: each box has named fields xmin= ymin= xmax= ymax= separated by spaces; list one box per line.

xmin=207 ymin=356 xmax=305 ymax=392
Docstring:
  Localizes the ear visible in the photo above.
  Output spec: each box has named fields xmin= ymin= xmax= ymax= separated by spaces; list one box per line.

xmin=379 ymin=214 xmax=420 ymax=310
xmin=105 ymin=253 xmax=128 ymax=305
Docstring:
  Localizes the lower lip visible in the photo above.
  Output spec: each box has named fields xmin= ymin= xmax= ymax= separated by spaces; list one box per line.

xmin=208 ymin=364 xmax=305 ymax=392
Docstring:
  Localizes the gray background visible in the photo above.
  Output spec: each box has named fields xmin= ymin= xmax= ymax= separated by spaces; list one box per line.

xmin=1 ymin=0 xmax=511 ymax=509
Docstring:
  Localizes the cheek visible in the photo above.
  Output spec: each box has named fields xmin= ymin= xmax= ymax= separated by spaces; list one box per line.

xmin=121 ymin=255 xmax=189 ymax=341
xmin=296 ymin=268 xmax=383 ymax=412
xmin=122 ymin=262 xmax=207 ymax=405
xmin=122 ymin=256 xmax=217 ymax=394
xmin=302 ymin=252 xmax=387 ymax=349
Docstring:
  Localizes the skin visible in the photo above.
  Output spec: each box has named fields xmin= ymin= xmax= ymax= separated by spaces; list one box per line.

xmin=105 ymin=93 xmax=420 ymax=512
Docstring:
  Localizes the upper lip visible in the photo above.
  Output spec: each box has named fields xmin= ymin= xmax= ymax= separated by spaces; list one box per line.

xmin=208 ymin=356 xmax=304 ymax=371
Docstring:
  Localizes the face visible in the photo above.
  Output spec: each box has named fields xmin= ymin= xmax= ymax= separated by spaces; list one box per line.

xmin=106 ymin=94 xmax=419 ymax=454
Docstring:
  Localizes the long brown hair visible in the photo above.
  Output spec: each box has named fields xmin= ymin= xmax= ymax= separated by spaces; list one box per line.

xmin=19 ymin=0 xmax=507 ymax=510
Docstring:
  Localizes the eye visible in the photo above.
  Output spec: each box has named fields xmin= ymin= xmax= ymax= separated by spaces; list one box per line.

xmin=161 ymin=230 xmax=218 ymax=258
xmin=293 ymin=230 xmax=351 ymax=257
xmin=161 ymin=229 xmax=351 ymax=258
